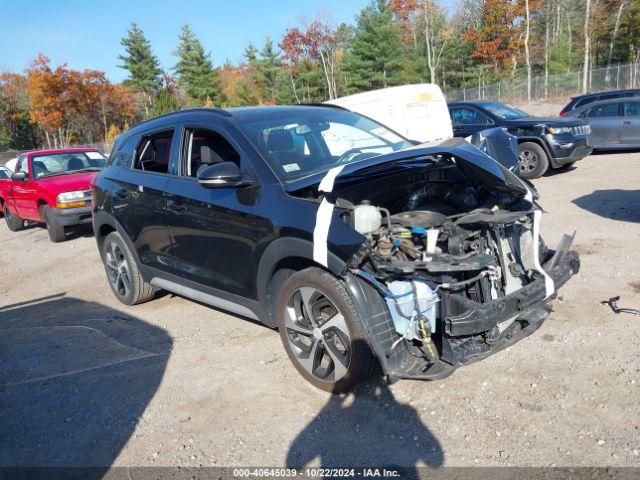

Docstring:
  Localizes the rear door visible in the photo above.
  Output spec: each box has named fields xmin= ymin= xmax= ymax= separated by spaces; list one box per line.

xmin=449 ymin=106 xmax=494 ymax=137
xmin=620 ymin=101 xmax=640 ymax=145
xmin=113 ymin=129 xmax=175 ymax=271
xmin=584 ymin=102 xmax=622 ymax=147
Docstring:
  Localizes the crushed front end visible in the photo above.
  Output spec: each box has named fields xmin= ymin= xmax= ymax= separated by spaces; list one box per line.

xmin=346 ymin=206 xmax=579 ymax=381
xmin=304 ymin=140 xmax=581 ymax=381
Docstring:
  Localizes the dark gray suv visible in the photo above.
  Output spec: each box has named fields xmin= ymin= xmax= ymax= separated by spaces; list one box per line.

xmin=564 ymin=98 xmax=640 ymax=150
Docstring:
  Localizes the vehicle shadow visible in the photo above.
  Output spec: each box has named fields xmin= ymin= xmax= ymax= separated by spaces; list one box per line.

xmin=0 ymin=293 xmax=172 ymax=475
xmin=286 ymin=378 xmax=444 ymax=474
xmin=543 ymin=164 xmax=578 ymax=177
xmin=591 ymin=148 xmax=640 ymax=155
xmin=65 ymin=224 xmax=95 ymax=240
xmin=572 ymin=189 xmax=640 ymax=223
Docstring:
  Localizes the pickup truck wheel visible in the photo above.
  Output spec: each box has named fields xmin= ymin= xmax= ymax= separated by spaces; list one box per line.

xmin=41 ymin=205 xmax=66 ymax=242
xmin=101 ymin=231 xmax=155 ymax=306
xmin=518 ymin=142 xmax=549 ymax=179
xmin=276 ymin=267 xmax=377 ymax=393
xmin=4 ymin=203 xmax=25 ymax=231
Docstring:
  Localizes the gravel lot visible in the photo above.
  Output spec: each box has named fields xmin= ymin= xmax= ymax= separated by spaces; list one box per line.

xmin=1 ymin=151 xmax=639 ymax=469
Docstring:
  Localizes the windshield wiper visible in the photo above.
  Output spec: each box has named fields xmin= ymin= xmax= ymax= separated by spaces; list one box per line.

xmin=38 ymin=167 xmax=102 ymax=179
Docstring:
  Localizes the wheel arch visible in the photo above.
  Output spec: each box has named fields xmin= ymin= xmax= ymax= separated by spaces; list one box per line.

xmin=93 ymin=210 xmax=140 ymax=266
xmin=516 ymin=136 xmax=552 ymax=159
xmin=257 ymin=237 xmax=348 ymax=327
xmin=37 ymin=198 xmax=48 ymax=220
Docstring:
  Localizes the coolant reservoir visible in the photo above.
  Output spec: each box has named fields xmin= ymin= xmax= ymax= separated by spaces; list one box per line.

xmin=353 ymin=201 xmax=382 ymax=235
xmin=385 ymin=280 xmax=438 ymax=339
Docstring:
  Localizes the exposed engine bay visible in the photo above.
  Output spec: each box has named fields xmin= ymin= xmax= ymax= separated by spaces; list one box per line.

xmin=302 ymin=150 xmax=580 ymax=380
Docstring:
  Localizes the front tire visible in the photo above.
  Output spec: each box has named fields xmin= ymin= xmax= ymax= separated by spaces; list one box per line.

xmin=518 ymin=142 xmax=549 ymax=179
xmin=41 ymin=205 xmax=66 ymax=242
xmin=4 ymin=203 xmax=25 ymax=231
xmin=276 ymin=267 xmax=376 ymax=393
xmin=101 ymin=231 xmax=155 ymax=306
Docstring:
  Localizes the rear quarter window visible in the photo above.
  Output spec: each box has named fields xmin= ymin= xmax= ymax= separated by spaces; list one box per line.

xmin=586 ymin=102 xmax=620 ymax=118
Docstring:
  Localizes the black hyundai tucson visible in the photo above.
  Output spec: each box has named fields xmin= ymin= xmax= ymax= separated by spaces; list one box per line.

xmin=93 ymin=105 xmax=580 ymax=393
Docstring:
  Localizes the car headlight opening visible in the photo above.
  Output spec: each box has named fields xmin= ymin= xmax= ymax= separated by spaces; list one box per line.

xmin=56 ymin=190 xmax=90 ymax=208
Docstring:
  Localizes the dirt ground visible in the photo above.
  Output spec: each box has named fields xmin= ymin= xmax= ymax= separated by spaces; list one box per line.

xmin=1 ymin=151 xmax=639 ymax=470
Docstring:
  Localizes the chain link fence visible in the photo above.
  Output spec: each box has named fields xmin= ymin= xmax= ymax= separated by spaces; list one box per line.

xmin=445 ymin=62 xmax=640 ymax=104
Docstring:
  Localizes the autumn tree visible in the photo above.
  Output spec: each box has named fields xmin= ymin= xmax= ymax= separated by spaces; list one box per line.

xmin=173 ymin=24 xmax=221 ymax=106
xmin=389 ymin=0 xmax=421 ymax=50
xmin=302 ymin=19 xmax=343 ymax=99
xmin=218 ymin=62 xmax=262 ymax=107
xmin=279 ymin=27 xmax=326 ymax=102
xmin=25 ymin=55 xmax=137 ymax=148
xmin=0 ymin=72 xmax=36 ymax=150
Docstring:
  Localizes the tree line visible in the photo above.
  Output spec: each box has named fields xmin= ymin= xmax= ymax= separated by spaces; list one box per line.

xmin=1 ymin=0 xmax=638 ymax=151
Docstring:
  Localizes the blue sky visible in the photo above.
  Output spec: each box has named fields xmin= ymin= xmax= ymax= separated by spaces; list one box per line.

xmin=0 ymin=0 xmax=370 ymax=82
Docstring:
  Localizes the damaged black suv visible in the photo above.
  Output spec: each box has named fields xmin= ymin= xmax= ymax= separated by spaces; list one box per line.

xmin=92 ymin=105 xmax=580 ymax=393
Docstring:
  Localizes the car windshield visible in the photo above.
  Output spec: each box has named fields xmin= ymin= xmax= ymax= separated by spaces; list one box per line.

xmin=234 ymin=108 xmax=414 ymax=183
xmin=479 ymin=102 xmax=528 ymax=119
xmin=0 ymin=168 xmax=8 ymax=179
xmin=31 ymin=151 xmax=106 ymax=179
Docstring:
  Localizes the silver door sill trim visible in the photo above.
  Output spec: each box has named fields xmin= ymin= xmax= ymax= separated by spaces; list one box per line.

xmin=150 ymin=277 xmax=259 ymax=320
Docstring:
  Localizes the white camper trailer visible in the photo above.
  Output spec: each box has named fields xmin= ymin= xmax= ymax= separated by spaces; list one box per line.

xmin=326 ymin=84 xmax=453 ymax=143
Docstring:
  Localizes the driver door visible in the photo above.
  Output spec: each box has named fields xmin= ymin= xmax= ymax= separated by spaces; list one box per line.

xmin=450 ymin=106 xmax=494 ymax=137
xmin=11 ymin=155 xmax=39 ymax=220
xmin=163 ymin=124 xmax=273 ymax=298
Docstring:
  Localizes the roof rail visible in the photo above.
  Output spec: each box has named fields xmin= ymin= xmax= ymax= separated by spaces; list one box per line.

xmin=132 ymin=107 xmax=232 ymax=129
xmin=298 ymin=102 xmax=349 ymax=111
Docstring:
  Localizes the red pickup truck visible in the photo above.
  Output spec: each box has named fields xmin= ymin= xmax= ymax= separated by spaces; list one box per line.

xmin=0 ymin=148 xmax=107 ymax=242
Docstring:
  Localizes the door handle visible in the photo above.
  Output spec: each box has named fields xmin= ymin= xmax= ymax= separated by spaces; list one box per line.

xmin=166 ymin=199 xmax=186 ymax=214
xmin=623 ymin=120 xmax=632 ymax=124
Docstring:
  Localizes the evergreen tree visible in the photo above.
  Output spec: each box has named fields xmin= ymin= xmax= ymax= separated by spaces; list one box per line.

xmin=257 ymin=37 xmax=281 ymax=103
xmin=343 ymin=1 xmax=405 ymax=92
xmin=243 ymin=43 xmax=259 ymax=68
xmin=118 ymin=22 xmax=163 ymax=94
xmin=149 ymin=89 xmax=180 ymax=118
xmin=173 ymin=24 xmax=221 ymax=105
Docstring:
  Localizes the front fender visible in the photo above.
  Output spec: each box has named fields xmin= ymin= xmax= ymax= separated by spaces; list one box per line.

xmin=256 ymin=237 xmax=347 ymax=306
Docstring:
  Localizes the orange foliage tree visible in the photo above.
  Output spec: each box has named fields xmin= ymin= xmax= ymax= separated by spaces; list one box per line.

xmin=462 ymin=0 xmax=522 ymax=72
xmin=25 ymin=54 xmax=138 ymax=148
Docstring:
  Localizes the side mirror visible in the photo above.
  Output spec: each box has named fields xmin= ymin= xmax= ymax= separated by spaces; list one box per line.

xmin=11 ymin=171 xmax=28 ymax=182
xmin=197 ymin=162 xmax=251 ymax=188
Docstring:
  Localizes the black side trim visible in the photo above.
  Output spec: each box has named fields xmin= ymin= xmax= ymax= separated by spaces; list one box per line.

xmin=140 ymin=264 xmax=268 ymax=323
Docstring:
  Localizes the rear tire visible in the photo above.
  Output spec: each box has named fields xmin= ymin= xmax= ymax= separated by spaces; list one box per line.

xmin=518 ymin=142 xmax=549 ymax=179
xmin=4 ymin=203 xmax=25 ymax=231
xmin=101 ymin=231 xmax=155 ymax=306
xmin=276 ymin=267 xmax=377 ymax=393
xmin=41 ymin=205 xmax=66 ymax=242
